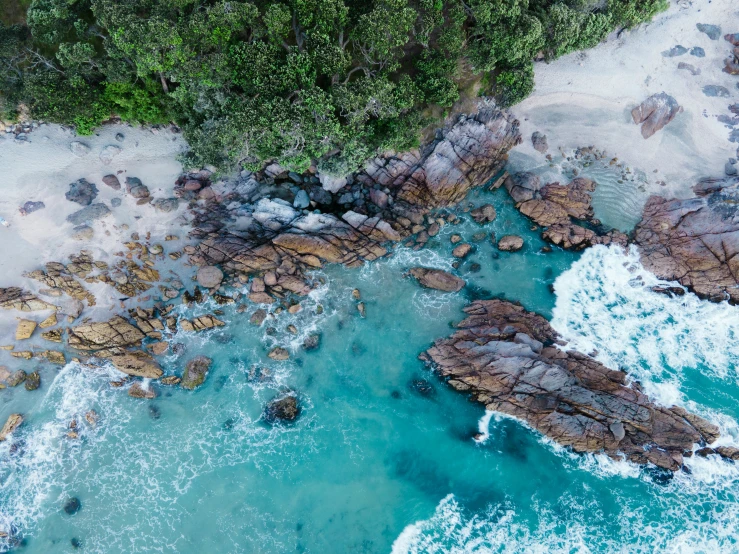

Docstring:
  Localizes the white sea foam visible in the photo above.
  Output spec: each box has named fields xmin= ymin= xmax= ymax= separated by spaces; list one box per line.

xmin=552 ymin=244 xmax=739 ymax=399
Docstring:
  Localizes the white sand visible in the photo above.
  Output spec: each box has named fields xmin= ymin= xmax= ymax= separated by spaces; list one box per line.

xmin=511 ymin=0 xmax=739 ymax=197
xmin=0 ymin=123 xmax=192 ymax=345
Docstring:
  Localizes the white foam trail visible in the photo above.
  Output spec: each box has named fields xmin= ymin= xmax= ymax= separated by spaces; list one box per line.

xmin=551 ymin=244 xmax=739 ymax=402
xmin=474 ymin=411 xmax=494 ymax=444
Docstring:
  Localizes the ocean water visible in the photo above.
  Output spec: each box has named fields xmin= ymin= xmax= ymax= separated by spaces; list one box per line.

xmin=2 ymin=187 xmax=739 ymax=553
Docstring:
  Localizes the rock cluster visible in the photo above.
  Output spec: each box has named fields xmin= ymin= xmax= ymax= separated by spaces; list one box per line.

xmin=505 ymin=173 xmax=628 ymax=250
xmin=189 ymin=106 xmax=520 ymax=304
xmin=421 ymin=300 xmax=720 ymax=470
xmin=724 ymin=32 xmax=739 ymax=75
xmin=0 ymin=287 xmax=55 ymax=311
xmin=634 ymin=177 xmax=739 ymax=303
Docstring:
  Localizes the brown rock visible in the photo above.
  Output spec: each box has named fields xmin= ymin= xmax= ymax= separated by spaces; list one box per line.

xmin=631 ymin=93 xmax=681 ymax=139
xmin=423 ymin=300 xmax=717 ymax=471
xmin=470 ymin=204 xmax=497 ymax=224
xmin=181 ymin=355 xmax=212 ymax=389
xmin=100 ymin=349 xmax=163 ymax=379
xmin=0 ymin=414 xmax=23 ymax=441
xmin=39 ymin=313 xmax=57 ymax=328
xmin=69 ymin=316 xmax=145 ymax=350
xmin=161 ymin=375 xmax=181 ymax=386
xmin=128 ymin=381 xmax=157 ymax=399
xmin=497 ymin=235 xmax=524 ymax=251
xmin=250 ymin=309 xmax=267 ymax=325
xmin=15 ymin=319 xmax=37 ymax=340
xmin=268 ymin=347 xmax=289 ymax=361
xmin=408 ymin=268 xmax=465 ymax=292
xmin=452 ymin=243 xmax=472 ymax=258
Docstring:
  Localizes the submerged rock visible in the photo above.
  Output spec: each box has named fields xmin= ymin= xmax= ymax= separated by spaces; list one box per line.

xmin=181 ymin=355 xmax=212 ymax=389
xmin=264 ymin=394 xmax=300 ymax=423
xmin=66 ymin=203 xmax=111 ymax=226
xmin=422 ymin=300 xmax=719 ymax=471
xmin=408 ymin=268 xmax=465 ymax=292
xmin=24 ymin=371 xmax=40 ymax=391
xmin=63 ymin=497 xmax=81 ymax=515
xmin=497 ymin=235 xmax=524 ymax=252
xmin=634 ymin=178 xmax=739 ymax=303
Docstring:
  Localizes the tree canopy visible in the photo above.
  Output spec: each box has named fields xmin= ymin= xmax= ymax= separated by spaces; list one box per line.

xmin=0 ymin=0 xmax=667 ymax=174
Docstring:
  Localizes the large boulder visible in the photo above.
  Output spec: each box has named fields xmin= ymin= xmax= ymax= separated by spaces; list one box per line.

xmin=631 ymin=93 xmax=681 ymax=139
xmin=408 ymin=268 xmax=465 ymax=292
xmin=634 ymin=178 xmax=739 ymax=303
xmin=181 ymin=355 xmax=212 ymax=389
xmin=422 ymin=300 xmax=719 ymax=471
xmin=68 ymin=316 xmax=145 ymax=350
xmin=0 ymin=414 xmax=23 ymax=441
xmin=99 ymin=349 xmax=163 ymax=379
xmin=197 ymin=266 xmax=223 ymax=288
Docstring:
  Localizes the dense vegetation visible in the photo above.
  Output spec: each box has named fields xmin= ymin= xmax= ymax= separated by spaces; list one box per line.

xmin=0 ymin=0 xmax=666 ymax=174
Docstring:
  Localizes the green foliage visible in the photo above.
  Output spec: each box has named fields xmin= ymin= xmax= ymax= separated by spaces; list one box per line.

xmin=0 ymin=0 xmax=668 ymax=174
xmin=496 ymin=64 xmax=534 ymax=108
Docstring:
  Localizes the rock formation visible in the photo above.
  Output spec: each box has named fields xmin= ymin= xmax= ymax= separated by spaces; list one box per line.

xmin=264 ymin=394 xmax=300 ymax=423
xmin=0 ymin=287 xmax=55 ymax=311
xmin=634 ymin=178 xmax=739 ymax=303
xmin=181 ymin=356 xmax=212 ymax=389
xmin=505 ymin=174 xmax=628 ymax=250
xmin=421 ymin=300 xmax=720 ymax=470
xmin=68 ymin=316 xmax=145 ymax=350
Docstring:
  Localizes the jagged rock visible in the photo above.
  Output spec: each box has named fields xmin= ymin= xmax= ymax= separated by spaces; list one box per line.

xmin=181 ymin=355 xmax=212 ymax=389
xmin=408 ymin=268 xmax=465 ymax=292
xmin=508 ymin=175 xmax=628 ymax=250
xmin=39 ymin=313 xmax=57 ymax=329
xmin=15 ymin=319 xmax=36 ymax=340
xmin=531 ymin=131 xmax=548 ymax=153
xmin=631 ymin=93 xmax=681 ymax=139
xmin=497 ymin=235 xmax=524 ymax=252
xmin=197 ymin=266 xmax=223 ymax=288
xmin=66 ymin=179 xmax=98 ymax=206
xmin=161 ymin=376 xmax=181 ymax=386
xmin=268 ymin=347 xmax=289 ymax=360
xmin=98 ymin=349 xmax=163 ymax=378
xmin=422 ymin=300 xmax=719 ymax=470
xmin=470 ymin=204 xmax=497 ymax=224
xmin=152 ymin=198 xmax=179 ymax=213
xmin=68 ymin=316 xmax=145 ymax=350
xmin=0 ymin=414 xmax=23 ymax=441
xmin=0 ymin=287 xmax=55 ymax=311
xmin=634 ymin=179 xmax=739 ymax=303
xmin=179 ymin=315 xmax=225 ymax=332
xmin=66 ymin=203 xmax=111 ymax=226
xmin=24 ymin=371 xmax=40 ymax=391
xmin=41 ymin=328 xmax=63 ymax=343
xmin=40 ymin=350 xmax=65 ymax=365
xmin=102 ymin=174 xmax=121 ymax=190
xmin=264 ymin=394 xmax=300 ymax=423
xmin=128 ymin=382 xmax=156 ymax=399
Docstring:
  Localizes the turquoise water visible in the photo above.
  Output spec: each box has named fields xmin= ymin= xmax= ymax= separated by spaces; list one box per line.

xmin=2 ymin=187 xmax=739 ymax=553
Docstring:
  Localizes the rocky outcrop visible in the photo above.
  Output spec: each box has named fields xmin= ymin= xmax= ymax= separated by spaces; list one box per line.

xmin=505 ymin=174 xmax=628 ymax=250
xmin=189 ymin=106 xmax=520 ymax=304
xmin=0 ymin=287 xmax=55 ymax=311
xmin=421 ymin=300 xmax=719 ymax=470
xmin=68 ymin=316 xmax=145 ymax=350
xmin=407 ymin=268 xmax=465 ymax=292
xmin=631 ymin=93 xmax=682 ymax=139
xmin=634 ymin=178 xmax=739 ymax=303
xmin=96 ymin=349 xmax=163 ymax=379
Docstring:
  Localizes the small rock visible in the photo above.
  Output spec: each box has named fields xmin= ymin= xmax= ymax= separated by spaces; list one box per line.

xmin=181 ymin=355 xmax=212 ymax=389
xmin=125 ymin=177 xmax=150 ymax=199
xmin=357 ymin=302 xmax=366 ymax=317
xmin=531 ymin=131 xmax=548 ymax=153
xmin=102 ymin=174 xmax=121 ymax=190
xmin=0 ymin=413 xmax=23 ymax=441
xmin=293 ymin=190 xmax=310 ymax=209
xmin=661 ymin=45 xmax=687 ymax=57
xmin=452 ymin=243 xmax=472 ymax=258
xmin=450 ymin=234 xmax=462 ymax=244
xmin=111 ymin=198 xmax=122 ymax=208
xmin=128 ymin=381 xmax=156 ymax=399
xmin=63 ymin=497 xmax=81 ymax=515
xmin=696 ymin=23 xmax=721 ymax=40
xmin=115 ymin=133 xmax=125 ymax=142
xmin=70 ymin=142 xmax=90 ymax=157
xmin=24 ymin=371 xmax=40 ymax=391
xmin=19 ymin=201 xmax=45 ymax=216
xmin=690 ymin=46 xmax=705 ymax=57
xmin=72 ymin=225 xmax=94 ymax=241
xmin=303 ymin=334 xmax=321 ymax=351
xmin=268 ymin=347 xmax=289 ymax=361
xmin=250 ymin=309 xmax=267 ymax=325
xmin=161 ymin=376 xmax=181 ymax=386
xmin=197 ymin=266 xmax=223 ymax=288
xmin=152 ymin=198 xmax=179 ymax=213
xmin=677 ymin=62 xmax=701 ymax=75
xmin=703 ymin=85 xmax=730 ymax=98
xmin=66 ymin=179 xmax=98 ymax=206
xmin=15 ymin=319 xmax=36 ymax=340
xmin=99 ymin=145 xmax=121 ymax=165
xmin=498 ymin=235 xmax=524 ymax=251
xmin=264 ymin=394 xmax=300 ymax=423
